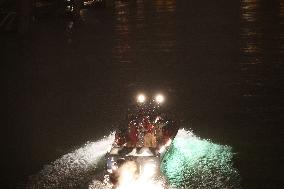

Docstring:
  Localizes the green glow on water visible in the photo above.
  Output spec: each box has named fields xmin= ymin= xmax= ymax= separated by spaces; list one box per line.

xmin=161 ymin=129 xmax=241 ymax=189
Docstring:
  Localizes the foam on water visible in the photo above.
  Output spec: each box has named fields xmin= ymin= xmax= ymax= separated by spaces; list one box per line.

xmin=28 ymin=129 xmax=241 ymax=189
xmin=28 ymin=133 xmax=115 ymax=189
xmin=162 ymin=129 xmax=241 ymax=189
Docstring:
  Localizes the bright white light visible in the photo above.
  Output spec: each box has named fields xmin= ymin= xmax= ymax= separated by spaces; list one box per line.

xmin=137 ymin=94 xmax=146 ymax=103
xmin=142 ymin=163 xmax=156 ymax=177
xmin=116 ymin=161 xmax=163 ymax=189
xmin=117 ymin=161 xmax=138 ymax=189
xmin=155 ymin=94 xmax=165 ymax=104
xmin=159 ymin=146 xmax=166 ymax=153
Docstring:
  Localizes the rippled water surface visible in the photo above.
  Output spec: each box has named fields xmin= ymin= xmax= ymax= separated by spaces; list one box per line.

xmin=239 ymin=0 xmax=283 ymax=187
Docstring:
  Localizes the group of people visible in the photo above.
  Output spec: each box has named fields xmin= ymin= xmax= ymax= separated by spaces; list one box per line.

xmin=114 ymin=114 xmax=178 ymax=149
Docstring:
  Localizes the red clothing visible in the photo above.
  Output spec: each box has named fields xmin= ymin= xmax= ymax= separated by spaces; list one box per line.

xmin=129 ymin=126 xmax=138 ymax=145
xmin=143 ymin=123 xmax=154 ymax=132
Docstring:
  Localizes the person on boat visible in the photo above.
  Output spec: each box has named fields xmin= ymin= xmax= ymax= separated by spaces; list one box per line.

xmin=155 ymin=116 xmax=164 ymax=145
xmin=128 ymin=121 xmax=138 ymax=147
xmin=114 ymin=128 xmax=126 ymax=146
xmin=144 ymin=128 xmax=157 ymax=148
xmin=141 ymin=116 xmax=154 ymax=131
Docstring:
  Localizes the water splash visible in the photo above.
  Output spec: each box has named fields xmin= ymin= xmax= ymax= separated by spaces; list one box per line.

xmin=28 ymin=129 xmax=241 ymax=189
xmin=28 ymin=133 xmax=115 ymax=189
xmin=161 ymin=129 xmax=241 ymax=189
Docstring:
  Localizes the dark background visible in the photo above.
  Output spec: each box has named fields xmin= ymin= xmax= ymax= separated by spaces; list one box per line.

xmin=1 ymin=0 xmax=283 ymax=188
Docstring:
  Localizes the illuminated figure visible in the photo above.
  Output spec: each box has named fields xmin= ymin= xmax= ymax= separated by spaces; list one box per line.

xmin=144 ymin=128 xmax=157 ymax=148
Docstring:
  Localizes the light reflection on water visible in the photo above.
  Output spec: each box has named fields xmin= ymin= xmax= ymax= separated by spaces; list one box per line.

xmin=154 ymin=0 xmax=176 ymax=13
xmin=280 ymin=0 xmax=284 ymax=17
xmin=240 ymin=0 xmax=283 ymax=98
xmin=280 ymin=0 xmax=284 ymax=54
xmin=112 ymin=0 xmax=177 ymax=64
xmin=241 ymin=0 xmax=259 ymax=22
xmin=241 ymin=0 xmax=262 ymax=65
xmin=113 ymin=1 xmax=132 ymax=63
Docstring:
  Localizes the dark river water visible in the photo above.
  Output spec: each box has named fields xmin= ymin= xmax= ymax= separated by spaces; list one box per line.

xmin=2 ymin=0 xmax=283 ymax=188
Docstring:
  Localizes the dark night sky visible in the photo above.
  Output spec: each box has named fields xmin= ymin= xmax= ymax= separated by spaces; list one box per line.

xmin=1 ymin=0 xmax=283 ymax=188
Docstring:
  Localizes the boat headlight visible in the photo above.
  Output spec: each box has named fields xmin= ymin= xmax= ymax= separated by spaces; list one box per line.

xmin=137 ymin=94 xmax=146 ymax=103
xmin=155 ymin=94 xmax=165 ymax=104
